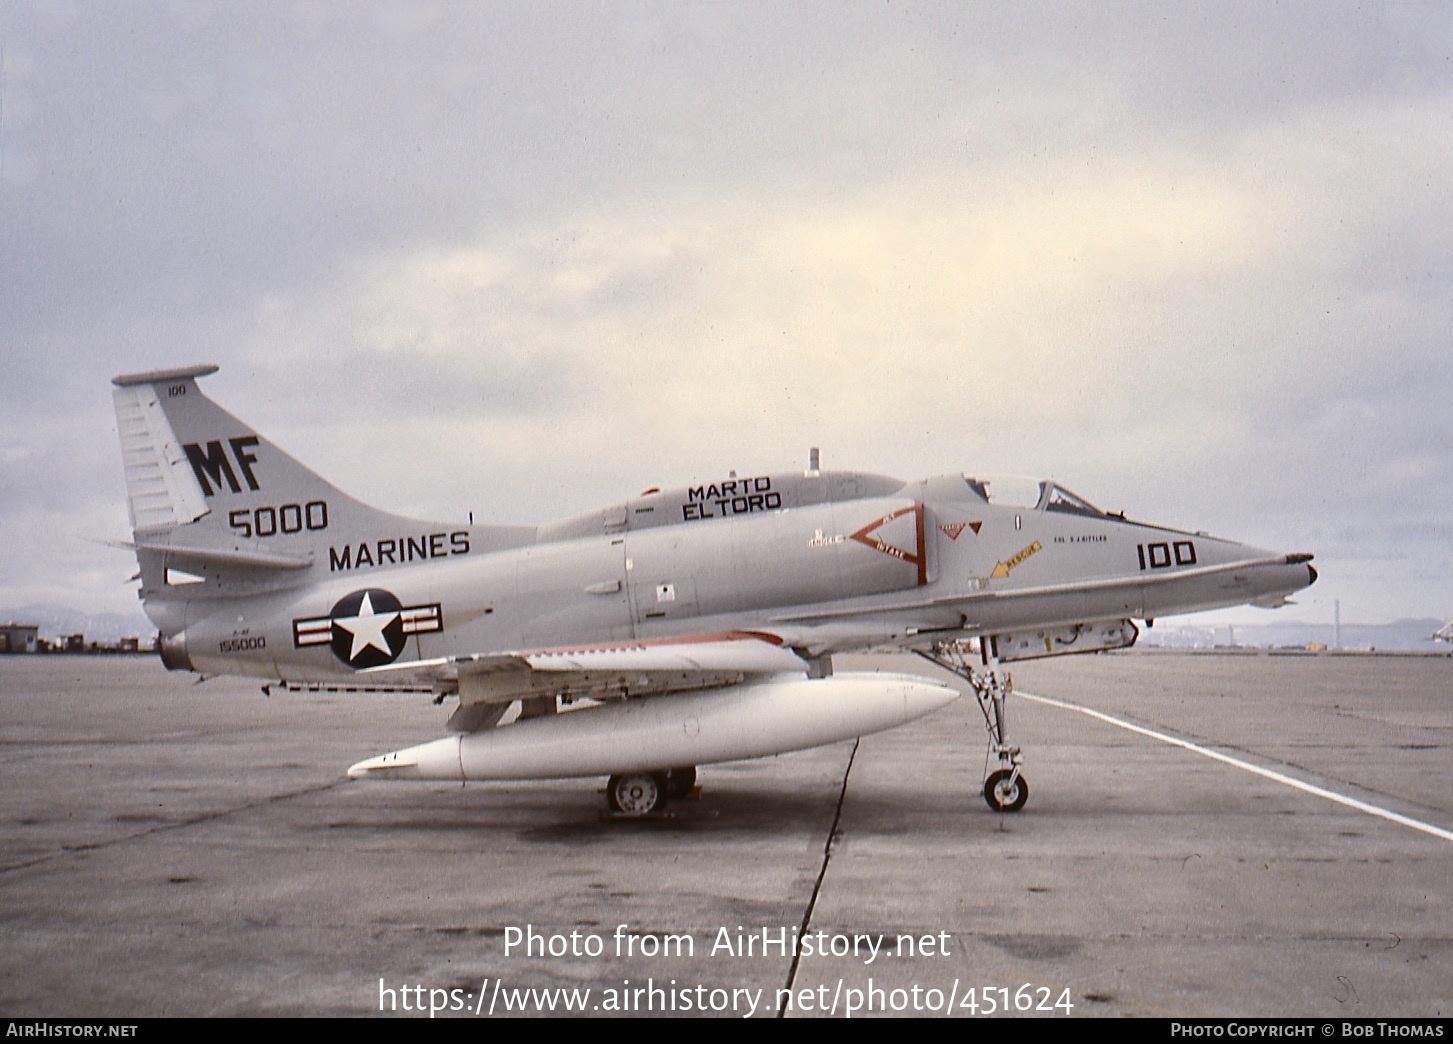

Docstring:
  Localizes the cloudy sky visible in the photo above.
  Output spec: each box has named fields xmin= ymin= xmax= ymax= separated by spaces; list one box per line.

xmin=2 ymin=1 xmax=1449 ymax=632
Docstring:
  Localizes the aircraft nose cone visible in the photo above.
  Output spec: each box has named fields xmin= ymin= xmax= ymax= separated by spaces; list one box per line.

xmin=1283 ymin=552 xmax=1316 ymax=590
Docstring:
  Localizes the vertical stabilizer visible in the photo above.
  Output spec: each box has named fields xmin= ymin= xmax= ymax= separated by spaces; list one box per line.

xmin=110 ymin=365 xmax=524 ymax=601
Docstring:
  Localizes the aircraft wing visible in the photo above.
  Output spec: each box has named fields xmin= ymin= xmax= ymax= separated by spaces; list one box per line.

xmin=359 ymin=629 xmax=812 ymax=706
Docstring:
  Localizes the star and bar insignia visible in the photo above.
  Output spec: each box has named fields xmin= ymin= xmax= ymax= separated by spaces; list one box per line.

xmin=293 ymin=588 xmax=443 ymax=669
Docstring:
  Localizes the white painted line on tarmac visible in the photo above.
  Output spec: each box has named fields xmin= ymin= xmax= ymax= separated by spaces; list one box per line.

xmin=1017 ymin=689 xmax=1453 ymax=844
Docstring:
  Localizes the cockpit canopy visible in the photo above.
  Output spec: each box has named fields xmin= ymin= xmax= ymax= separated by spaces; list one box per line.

xmin=962 ymin=475 xmax=1109 ymax=518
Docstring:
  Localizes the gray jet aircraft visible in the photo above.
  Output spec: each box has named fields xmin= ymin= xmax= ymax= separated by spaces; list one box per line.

xmin=112 ymin=365 xmax=1317 ymax=816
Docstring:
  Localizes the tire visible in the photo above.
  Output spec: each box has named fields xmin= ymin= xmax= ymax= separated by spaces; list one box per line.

xmin=608 ymin=772 xmax=667 ymax=816
xmin=983 ymin=769 xmax=1029 ymax=813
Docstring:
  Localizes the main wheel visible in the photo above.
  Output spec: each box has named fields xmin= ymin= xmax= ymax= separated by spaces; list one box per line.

xmin=983 ymin=769 xmax=1029 ymax=813
xmin=663 ymin=766 xmax=697 ymax=800
xmin=607 ymin=772 xmax=667 ymax=817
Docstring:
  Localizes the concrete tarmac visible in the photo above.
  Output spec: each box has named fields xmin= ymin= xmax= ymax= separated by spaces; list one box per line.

xmin=0 ymin=651 xmax=1448 ymax=1018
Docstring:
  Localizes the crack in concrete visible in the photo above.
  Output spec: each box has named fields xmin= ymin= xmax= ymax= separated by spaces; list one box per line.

xmin=777 ymin=737 xmax=859 ymax=1017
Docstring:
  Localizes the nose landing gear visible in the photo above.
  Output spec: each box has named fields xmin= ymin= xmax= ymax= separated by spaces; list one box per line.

xmin=917 ymin=637 xmax=1028 ymax=813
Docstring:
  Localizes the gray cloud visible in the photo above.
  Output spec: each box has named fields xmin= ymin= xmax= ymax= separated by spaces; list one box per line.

xmin=2 ymin=1 xmax=1450 ymax=627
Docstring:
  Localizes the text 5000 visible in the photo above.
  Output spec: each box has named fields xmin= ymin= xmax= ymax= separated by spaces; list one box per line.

xmin=229 ymin=501 xmax=329 ymax=538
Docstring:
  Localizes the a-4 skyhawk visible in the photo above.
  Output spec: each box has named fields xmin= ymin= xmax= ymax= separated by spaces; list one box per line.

xmin=111 ymin=365 xmax=1316 ymax=816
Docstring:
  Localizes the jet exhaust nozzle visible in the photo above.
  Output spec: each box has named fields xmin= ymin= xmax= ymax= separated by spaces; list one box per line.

xmin=157 ymin=632 xmax=193 ymax=672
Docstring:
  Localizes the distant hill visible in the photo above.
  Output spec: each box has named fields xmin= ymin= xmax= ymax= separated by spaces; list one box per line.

xmin=1140 ymin=617 xmax=1448 ymax=652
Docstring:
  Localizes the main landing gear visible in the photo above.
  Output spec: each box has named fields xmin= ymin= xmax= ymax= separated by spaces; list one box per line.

xmin=915 ymin=638 xmax=1028 ymax=813
xmin=605 ymin=766 xmax=698 ymax=818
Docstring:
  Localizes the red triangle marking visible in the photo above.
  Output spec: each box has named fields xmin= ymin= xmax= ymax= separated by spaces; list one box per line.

xmin=849 ymin=502 xmax=927 ymax=585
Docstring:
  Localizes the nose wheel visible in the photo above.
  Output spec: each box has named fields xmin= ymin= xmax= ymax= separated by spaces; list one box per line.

xmin=984 ymin=768 xmax=1029 ymax=813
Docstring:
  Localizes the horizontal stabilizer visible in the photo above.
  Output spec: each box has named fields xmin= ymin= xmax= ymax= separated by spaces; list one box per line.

xmin=130 ymin=541 xmax=313 ymax=571
xmin=112 ymin=364 xmax=220 ymax=387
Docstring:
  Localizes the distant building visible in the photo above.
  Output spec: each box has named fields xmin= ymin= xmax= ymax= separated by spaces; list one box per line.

xmin=63 ymin=634 xmax=85 ymax=653
xmin=1 ymin=624 xmax=40 ymax=654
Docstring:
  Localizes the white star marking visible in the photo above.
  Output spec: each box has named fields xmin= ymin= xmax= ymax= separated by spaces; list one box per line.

xmin=333 ymin=592 xmax=400 ymax=661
